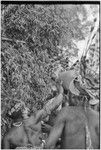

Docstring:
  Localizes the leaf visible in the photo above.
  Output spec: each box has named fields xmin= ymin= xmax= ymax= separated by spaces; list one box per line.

xmin=89 ymin=99 xmax=99 ymax=105
xmin=69 ymin=80 xmax=80 ymax=95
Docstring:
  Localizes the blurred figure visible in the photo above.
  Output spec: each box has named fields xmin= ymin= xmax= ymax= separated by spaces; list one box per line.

xmin=2 ymin=103 xmax=43 ymax=149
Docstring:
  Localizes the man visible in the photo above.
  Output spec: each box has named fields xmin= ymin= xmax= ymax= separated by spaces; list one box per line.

xmin=2 ymin=78 xmax=64 ymax=149
xmin=45 ymin=72 xmax=99 ymax=149
xmin=2 ymin=103 xmax=43 ymax=149
xmin=45 ymin=99 xmax=99 ymax=149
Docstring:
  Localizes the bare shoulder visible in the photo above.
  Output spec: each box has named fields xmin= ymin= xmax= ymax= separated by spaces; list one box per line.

xmin=55 ymin=106 xmax=83 ymax=123
xmin=88 ymin=108 xmax=99 ymax=121
xmin=54 ymin=107 xmax=67 ymax=123
xmin=87 ymin=108 xmax=99 ymax=120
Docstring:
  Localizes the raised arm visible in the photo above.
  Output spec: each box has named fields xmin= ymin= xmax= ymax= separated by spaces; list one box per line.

xmin=35 ymin=85 xmax=63 ymax=124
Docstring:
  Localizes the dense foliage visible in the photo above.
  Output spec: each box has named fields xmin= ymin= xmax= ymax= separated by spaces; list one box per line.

xmin=1 ymin=4 xmax=99 ymax=137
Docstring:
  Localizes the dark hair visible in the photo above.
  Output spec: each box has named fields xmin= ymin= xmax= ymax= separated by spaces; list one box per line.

xmin=7 ymin=109 xmax=23 ymax=122
xmin=68 ymin=90 xmax=90 ymax=107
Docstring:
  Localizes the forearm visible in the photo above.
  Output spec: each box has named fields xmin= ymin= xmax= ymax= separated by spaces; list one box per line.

xmin=44 ymin=94 xmax=63 ymax=117
xmin=46 ymin=122 xmax=64 ymax=149
xmin=35 ymin=93 xmax=63 ymax=124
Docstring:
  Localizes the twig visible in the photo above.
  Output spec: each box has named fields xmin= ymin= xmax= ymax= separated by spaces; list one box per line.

xmin=2 ymin=37 xmax=26 ymax=44
xmin=82 ymin=17 xmax=99 ymax=57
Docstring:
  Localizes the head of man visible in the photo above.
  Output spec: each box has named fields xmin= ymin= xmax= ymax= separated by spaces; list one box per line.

xmin=5 ymin=104 xmax=43 ymax=148
xmin=7 ymin=103 xmax=24 ymax=123
xmin=68 ymin=91 xmax=90 ymax=108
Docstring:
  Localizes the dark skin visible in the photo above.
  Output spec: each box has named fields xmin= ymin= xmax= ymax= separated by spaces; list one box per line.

xmin=2 ymin=114 xmax=43 ymax=149
xmin=2 ymin=82 xmax=63 ymax=149
xmin=2 ymin=124 xmax=28 ymax=149
xmin=45 ymin=106 xmax=99 ymax=149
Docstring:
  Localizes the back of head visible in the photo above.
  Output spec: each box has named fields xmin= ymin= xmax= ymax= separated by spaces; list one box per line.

xmin=68 ymin=90 xmax=90 ymax=108
xmin=7 ymin=109 xmax=23 ymax=123
xmin=7 ymin=103 xmax=23 ymax=122
xmin=58 ymin=70 xmax=77 ymax=91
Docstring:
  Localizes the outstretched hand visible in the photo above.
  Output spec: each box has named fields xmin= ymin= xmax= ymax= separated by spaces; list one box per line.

xmin=41 ymin=121 xmax=52 ymax=133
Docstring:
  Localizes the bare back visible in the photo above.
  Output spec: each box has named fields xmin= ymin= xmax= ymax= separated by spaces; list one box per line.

xmin=46 ymin=106 xmax=99 ymax=149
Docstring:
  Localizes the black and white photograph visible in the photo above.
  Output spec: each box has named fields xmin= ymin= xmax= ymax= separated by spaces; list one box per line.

xmin=1 ymin=1 xmax=100 ymax=149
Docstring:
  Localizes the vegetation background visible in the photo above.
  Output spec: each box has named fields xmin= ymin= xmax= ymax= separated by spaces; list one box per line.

xmin=1 ymin=4 xmax=99 ymax=137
